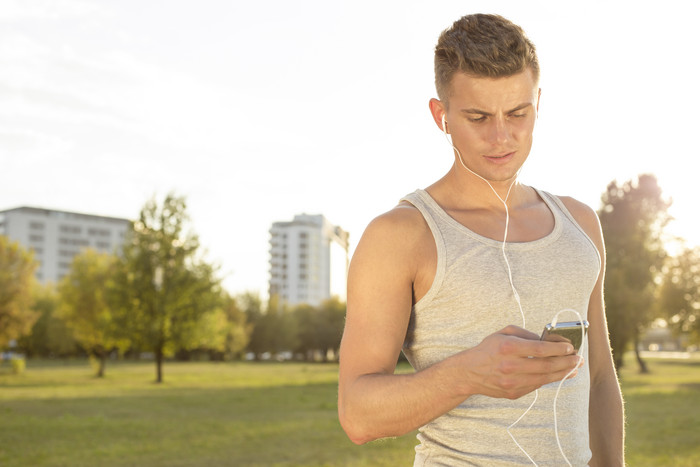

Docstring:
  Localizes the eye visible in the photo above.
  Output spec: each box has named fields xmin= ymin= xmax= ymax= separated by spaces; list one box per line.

xmin=510 ymin=112 xmax=527 ymax=119
xmin=468 ymin=116 xmax=486 ymax=123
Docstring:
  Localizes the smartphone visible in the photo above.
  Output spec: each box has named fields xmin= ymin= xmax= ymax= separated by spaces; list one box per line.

xmin=540 ymin=321 xmax=589 ymax=352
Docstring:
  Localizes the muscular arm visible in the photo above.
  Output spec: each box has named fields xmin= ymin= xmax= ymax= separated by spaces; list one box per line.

xmin=338 ymin=205 xmax=582 ymax=445
xmin=561 ymin=197 xmax=625 ymax=466
xmin=337 ymin=207 xmax=463 ymax=443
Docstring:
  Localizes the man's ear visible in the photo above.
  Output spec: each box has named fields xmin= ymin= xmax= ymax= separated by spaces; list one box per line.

xmin=429 ymin=98 xmax=447 ymax=133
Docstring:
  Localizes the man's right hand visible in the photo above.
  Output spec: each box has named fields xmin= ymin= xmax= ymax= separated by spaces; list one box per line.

xmin=452 ymin=325 xmax=583 ymax=400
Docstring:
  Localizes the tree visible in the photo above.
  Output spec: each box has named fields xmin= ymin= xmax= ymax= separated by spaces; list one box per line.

xmin=658 ymin=246 xmax=700 ymax=345
xmin=245 ymin=294 xmax=298 ymax=360
xmin=240 ymin=292 xmax=267 ymax=359
xmin=111 ymin=194 xmax=220 ymax=382
xmin=293 ymin=303 xmax=319 ymax=360
xmin=220 ymin=293 xmax=252 ymax=360
xmin=18 ymin=284 xmax=79 ymax=358
xmin=317 ymin=297 xmax=346 ymax=360
xmin=293 ymin=298 xmax=345 ymax=361
xmin=56 ymin=249 xmax=126 ymax=377
xmin=180 ymin=292 xmax=251 ymax=361
xmin=0 ymin=236 xmax=39 ymax=348
xmin=598 ymin=174 xmax=670 ymax=372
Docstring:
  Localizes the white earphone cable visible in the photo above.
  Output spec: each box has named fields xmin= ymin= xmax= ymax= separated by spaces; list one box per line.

xmin=442 ymin=118 xmax=584 ymax=466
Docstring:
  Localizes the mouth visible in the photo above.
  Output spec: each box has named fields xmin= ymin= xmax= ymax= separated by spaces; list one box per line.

xmin=483 ymin=152 xmax=515 ymax=164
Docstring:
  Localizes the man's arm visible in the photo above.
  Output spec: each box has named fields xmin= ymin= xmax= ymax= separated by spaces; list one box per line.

xmin=337 ymin=205 xmax=582 ymax=445
xmin=561 ymin=197 xmax=625 ymax=466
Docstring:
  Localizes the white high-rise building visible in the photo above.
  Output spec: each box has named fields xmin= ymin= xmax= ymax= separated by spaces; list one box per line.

xmin=269 ymin=214 xmax=349 ymax=307
xmin=0 ymin=207 xmax=130 ymax=284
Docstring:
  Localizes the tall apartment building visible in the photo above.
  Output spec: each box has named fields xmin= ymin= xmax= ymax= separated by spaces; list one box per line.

xmin=0 ymin=207 xmax=130 ymax=284
xmin=269 ymin=214 xmax=349 ymax=307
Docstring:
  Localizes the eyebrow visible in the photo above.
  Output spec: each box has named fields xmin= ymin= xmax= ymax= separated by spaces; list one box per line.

xmin=460 ymin=103 xmax=533 ymax=116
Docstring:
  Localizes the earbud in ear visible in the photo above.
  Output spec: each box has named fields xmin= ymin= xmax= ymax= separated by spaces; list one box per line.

xmin=441 ymin=114 xmax=447 ymax=134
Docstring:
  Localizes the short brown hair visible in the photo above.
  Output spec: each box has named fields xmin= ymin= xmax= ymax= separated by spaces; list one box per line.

xmin=434 ymin=14 xmax=539 ymax=104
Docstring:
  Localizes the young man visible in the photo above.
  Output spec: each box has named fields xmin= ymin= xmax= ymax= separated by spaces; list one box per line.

xmin=338 ymin=14 xmax=624 ymax=466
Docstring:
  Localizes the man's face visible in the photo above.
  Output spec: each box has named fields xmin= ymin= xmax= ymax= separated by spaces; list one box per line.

xmin=443 ymin=68 xmax=540 ymax=183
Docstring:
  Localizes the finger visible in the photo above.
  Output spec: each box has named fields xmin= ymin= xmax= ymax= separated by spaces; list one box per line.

xmin=498 ymin=367 xmax=581 ymax=399
xmin=494 ymin=327 xmax=576 ymax=357
xmin=522 ymin=339 xmax=574 ymax=358
xmin=521 ymin=358 xmax=584 ymax=389
xmin=498 ymin=336 xmax=573 ymax=358
xmin=505 ymin=354 xmax=580 ymax=377
xmin=548 ymin=363 xmax=582 ymax=384
xmin=498 ymin=325 xmax=540 ymax=341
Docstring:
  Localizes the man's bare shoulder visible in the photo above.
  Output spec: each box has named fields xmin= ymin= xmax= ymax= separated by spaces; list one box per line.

xmin=556 ymin=195 xmax=603 ymax=244
xmin=352 ymin=202 xmax=432 ymax=272
xmin=348 ymin=201 xmax=437 ymax=305
xmin=361 ymin=202 xmax=430 ymax=246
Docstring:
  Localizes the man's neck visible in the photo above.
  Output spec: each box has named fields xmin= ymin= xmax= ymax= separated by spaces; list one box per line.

xmin=438 ymin=163 xmax=529 ymax=211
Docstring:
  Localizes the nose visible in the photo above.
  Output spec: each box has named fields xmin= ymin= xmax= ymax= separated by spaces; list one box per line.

xmin=489 ymin=117 xmax=511 ymax=146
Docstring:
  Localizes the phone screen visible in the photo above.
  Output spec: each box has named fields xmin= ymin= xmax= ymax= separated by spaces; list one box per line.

xmin=540 ymin=321 xmax=589 ymax=352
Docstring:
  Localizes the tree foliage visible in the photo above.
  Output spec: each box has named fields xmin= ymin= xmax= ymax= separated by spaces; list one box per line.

xmin=181 ymin=292 xmax=252 ymax=361
xmin=110 ymin=194 xmax=221 ymax=382
xmin=293 ymin=297 xmax=345 ymax=361
xmin=658 ymin=246 xmax=700 ymax=345
xmin=57 ymin=249 xmax=127 ymax=377
xmin=220 ymin=293 xmax=252 ymax=359
xmin=598 ymin=174 xmax=670 ymax=371
xmin=246 ymin=294 xmax=298 ymax=359
xmin=18 ymin=284 xmax=78 ymax=358
xmin=0 ymin=236 xmax=39 ymax=348
xmin=245 ymin=293 xmax=345 ymax=361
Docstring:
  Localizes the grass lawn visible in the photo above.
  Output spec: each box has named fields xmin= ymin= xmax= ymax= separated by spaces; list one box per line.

xmin=618 ymin=354 xmax=700 ymax=467
xmin=0 ymin=353 xmax=698 ymax=466
xmin=0 ymin=360 xmax=417 ymax=466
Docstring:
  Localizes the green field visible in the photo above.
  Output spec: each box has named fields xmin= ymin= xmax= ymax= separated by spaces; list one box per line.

xmin=619 ymin=355 xmax=700 ymax=467
xmin=0 ymin=354 xmax=698 ymax=466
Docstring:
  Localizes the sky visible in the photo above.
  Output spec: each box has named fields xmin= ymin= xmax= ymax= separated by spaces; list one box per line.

xmin=2 ymin=0 xmax=699 ymax=298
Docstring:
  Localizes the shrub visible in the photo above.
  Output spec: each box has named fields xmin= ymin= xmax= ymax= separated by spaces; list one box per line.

xmin=11 ymin=357 xmax=26 ymax=374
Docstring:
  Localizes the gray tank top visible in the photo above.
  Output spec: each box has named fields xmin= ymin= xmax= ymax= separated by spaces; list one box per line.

xmin=401 ymin=188 xmax=600 ymax=467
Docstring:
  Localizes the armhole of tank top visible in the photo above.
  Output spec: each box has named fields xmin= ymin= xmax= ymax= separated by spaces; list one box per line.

xmin=400 ymin=193 xmax=447 ymax=309
xmin=539 ymin=190 xmax=602 ymax=270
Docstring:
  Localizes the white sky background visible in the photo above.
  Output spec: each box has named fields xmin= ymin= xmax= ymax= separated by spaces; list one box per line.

xmin=2 ymin=0 xmax=698 ymax=297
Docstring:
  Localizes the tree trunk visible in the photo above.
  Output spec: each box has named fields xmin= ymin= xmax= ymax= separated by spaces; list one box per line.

xmin=155 ymin=346 xmax=164 ymax=383
xmin=97 ymin=354 xmax=106 ymax=378
xmin=634 ymin=333 xmax=649 ymax=374
xmin=92 ymin=349 xmax=106 ymax=378
xmin=612 ymin=347 xmax=623 ymax=373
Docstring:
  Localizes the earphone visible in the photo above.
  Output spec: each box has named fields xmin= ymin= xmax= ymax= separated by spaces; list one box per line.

xmin=440 ymin=113 xmax=522 ymax=307
xmin=440 ymin=114 xmax=585 ymax=467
